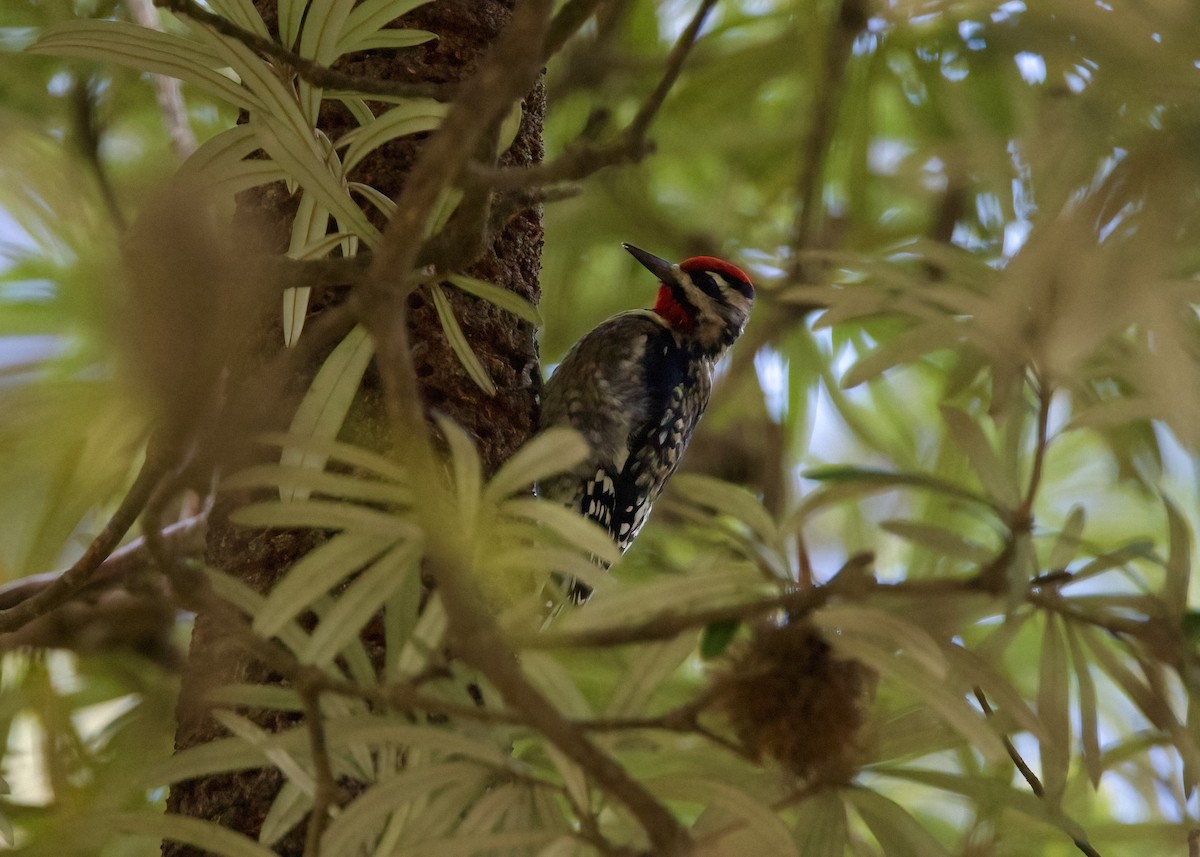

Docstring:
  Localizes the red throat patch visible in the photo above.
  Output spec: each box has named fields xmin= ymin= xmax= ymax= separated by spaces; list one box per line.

xmin=653 ymin=284 xmax=695 ymax=332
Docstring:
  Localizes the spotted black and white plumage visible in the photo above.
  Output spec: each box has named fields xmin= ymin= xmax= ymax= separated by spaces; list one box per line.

xmin=540 ymin=244 xmax=755 ymax=599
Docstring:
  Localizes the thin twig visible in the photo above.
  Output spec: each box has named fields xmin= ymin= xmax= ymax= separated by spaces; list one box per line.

xmin=0 ymin=514 xmax=206 ymax=612
xmin=521 ymin=582 xmax=831 ymax=650
xmin=0 ymin=442 xmax=176 ymax=633
xmin=68 ymin=78 xmax=127 ymax=231
xmin=127 ymin=0 xmax=198 ymax=158
xmin=973 ymin=688 xmax=1043 ymax=796
xmin=472 ymin=0 xmax=719 ymax=192
xmin=1019 ymin=372 xmax=1054 ymax=523
xmin=300 ymin=676 xmax=339 ymax=857
xmin=973 ymin=687 xmax=1104 ymax=857
xmin=357 ymin=0 xmax=555 ymax=445
xmin=157 ymin=0 xmax=452 ymax=102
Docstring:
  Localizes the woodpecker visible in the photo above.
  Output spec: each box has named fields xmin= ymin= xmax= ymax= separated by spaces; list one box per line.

xmin=540 ymin=244 xmax=755 ymax=598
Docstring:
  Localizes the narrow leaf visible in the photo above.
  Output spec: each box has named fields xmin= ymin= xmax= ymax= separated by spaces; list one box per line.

xmin=500 ymin=498 xmax=621 ymax=567
xmin=30 ymin=21 xmax=257 ymax=110
xmin=940 ymin=406 xmax=1020 ymax=509
xmin=1162 ymin=495 xmax=1192 ymax=619
xmin=337 ymin=100 xmax=448 ymax=171
xmin=844 ymin=788 xmax=954 ymax=857
xmin=880 ymin=519 xmax=994 ymax=563
xmin=222 ymin=464 xmax=411 ymax=506
xmin=430 ymin=284 xmax=497 ymax=395
xmin=792 ymin=790 xmax=847 ymax=857
xmin=254 ymin=532 xmax=396 ymax=637
xmin=280 ymin=325 xmax=375 ymax=499
xmin=1037 ymin=613 xmax=1070 ymax=806
xmin=107 ymin=812 xmax=279 ymax=857
xmin=337 ymin=0 xmax=433 ymax=55
xmin=1047 ymin=504 xmax=1086 ymax=571
xmin=300 ymin=541 xmax=421 ymax=665
xmin=445 ymin=273 xmax=542 ymax=326
xmin=671 ymin=473 xmax=779 ymax=549
xmin=231 ymin=499 xmax=418 ymax=538
xmin=259 ymin=779 xmax=310 ymax=846
xmin=1063 ymin=621 xmax=1103 ymax=786
xmin=486 ymin=428 xmax=588 ymax=502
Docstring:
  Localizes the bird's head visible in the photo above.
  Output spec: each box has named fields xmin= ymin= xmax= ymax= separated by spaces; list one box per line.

xmin=624 ymin=243 xmax=754 ymax=354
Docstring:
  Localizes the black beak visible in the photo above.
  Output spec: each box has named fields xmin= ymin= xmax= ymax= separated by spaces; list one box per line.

xmin=623 ymin=244 xmax=677 ymax=284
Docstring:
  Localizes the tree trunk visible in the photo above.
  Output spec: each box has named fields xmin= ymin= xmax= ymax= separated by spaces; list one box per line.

xmin=163 ymin=2 xmax=543 ymax=852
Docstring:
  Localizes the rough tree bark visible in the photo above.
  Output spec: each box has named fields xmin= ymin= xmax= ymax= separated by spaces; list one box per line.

xmin=163 ymin=2 xmax=544 ymax=852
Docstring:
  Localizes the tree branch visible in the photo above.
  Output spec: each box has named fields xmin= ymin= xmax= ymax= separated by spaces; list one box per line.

xmin=0 ymin=442 xmax=177 ymax=633
xmin=128 ymin=0 xmax=198 ymax=159
xmin=472 ymin=0 xmax=719 ymax=192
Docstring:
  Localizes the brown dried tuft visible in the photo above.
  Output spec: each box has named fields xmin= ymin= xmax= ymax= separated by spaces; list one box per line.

xmin=713 ymin=620 xmax=874 ymax=783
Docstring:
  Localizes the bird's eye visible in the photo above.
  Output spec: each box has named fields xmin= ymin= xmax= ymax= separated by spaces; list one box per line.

xmin=691 ymin=272 xmax=723 ymax=300
xmin=714 ymin=273 xmax=753 ymax=300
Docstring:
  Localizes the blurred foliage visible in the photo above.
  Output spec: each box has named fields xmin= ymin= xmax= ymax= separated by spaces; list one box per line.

xmin=2 ymin=0 xmax=1200 ymax=855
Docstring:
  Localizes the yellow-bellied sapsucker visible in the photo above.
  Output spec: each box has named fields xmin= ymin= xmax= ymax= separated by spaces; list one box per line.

xmin=540 ymin=244 xmax=755 ymax=598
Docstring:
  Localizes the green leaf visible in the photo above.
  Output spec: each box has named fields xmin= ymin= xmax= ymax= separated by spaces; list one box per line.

xmin=231 ymin=499 xmax=419 ymax=538
xmin=700 ymin=619 xmax=741 ymax=659
xmin=792 ymin=790 xmax=847 ymax=857
xmin=337 ymin=99 xmax=448 ymax=171
xmin=840 ymin=321 xmax=950 ymax=389
xmin=212 ymin=710 xmax=314 ymax=794
xmin=939 ymin=406 xmax=1020 ymax=509
xmin=300 ymin=540 xmax=422 ymax=665
xmin=798 ymin=465 xmax=999 ymax=514
xmin=296 ymin=0 xmax=357 ymax=122
xmin=106 ymin=811 xmax=280 ymax=857
xmin=282 ymin=192 xmax=331 ymax=345
xmin=259 ymin=779 xmax=310 ymax=846
xmin=552 ymin=567 xmax=765 ymax=637
xmin=519 ymin=651 xmax=594 ymax=718
xmin=880 ymin=519 xmax=994 ymax=563
xmin=29 ymin=21 xmax=258 ymax=110
xmin=500 ymin=499 xmax=620 ymax=566
xmin=320 ymin=763 xmax=487 ymax=856
xmin=337 ymin=0 xmax=433 ymax=56
xmin=670 ymin=473 xmax=779 ymax=549
xmin=277 ymin=0 xmax=306 ymax=49
xmin=650 ymin=775 xmax=799 ymax=857
xmin=1046 ymin=504 xmax=1085 ymax=571
xmin=1037 ymin=613 xmax=1070 ymax=806
xmin=177 ymin=125 xmax=287 ymax=196
xmin=257 ymin=432 xmax=409 ymax=483
xmin=844 ymin=787 xmax=954 ymax=857
xmin=444 ymin=273 xmax=542 ymax=326
xmin=339 ymin=27 xmax=436 ymax=52
xmin=606 ymin=635 xmax=694 ymax=717
xmin=204 ymin=684 xmax=305 ymax=713
xmin=348 ymin=180 xmax=398 ymax=217
xmin=279 ymin=325 xmax=376 ymax=499
xmin=206 ymin=0 xmax=271 ymax=38
xmin=430 ymin=283 xmax=497 ymax=395
xmin=485 ymin=428 xmax=588 ymax=502
xmin=434 ymin=413 xmax=481 ymax=539
xmin=253 ymin=532 xmax=397 ymax=638
xmin=247 ymin=113 xmax=380 ymax=245
xmin=1162 ymin=495 xmax=1191 ymax=618
xmin=222 ymin=464 xmax=411 ymax=506
xmin=830 ymin=633 xmax=1007 ymax=763
xmin=1063 ymin=621 xmax=1102 ymax=787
